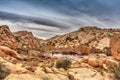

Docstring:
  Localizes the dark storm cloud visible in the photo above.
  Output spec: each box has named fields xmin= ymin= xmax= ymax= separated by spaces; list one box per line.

xmin=0 ymin=0 xmax=119 ymax=39
xmin=25 ymin=0 xmax=111 ymax=16
xmin=0 ymin=11 xmax=69 ymax=29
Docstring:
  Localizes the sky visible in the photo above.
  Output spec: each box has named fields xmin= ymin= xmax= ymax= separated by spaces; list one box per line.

xmin=0 ymin=0 xmax=120 ymax=39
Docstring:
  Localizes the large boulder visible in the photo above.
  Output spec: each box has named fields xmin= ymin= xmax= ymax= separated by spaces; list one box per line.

xmin=68 ymin=68 xmax=104 ymax=80
xmin=110 ymin=34 xmax=120 ymax=60
xmin=88 ymin=58 xmax=99 ymax=67
xmin=0 ymin=46 xmax=21 ymax=60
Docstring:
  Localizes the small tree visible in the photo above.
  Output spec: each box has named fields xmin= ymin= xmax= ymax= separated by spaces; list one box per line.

xmin=56 ymin=58 xmax=71 ymax=70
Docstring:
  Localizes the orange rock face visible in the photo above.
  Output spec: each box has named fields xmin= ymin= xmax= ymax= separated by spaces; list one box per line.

xmin=0 ymin=46 xmax=21 ymax=60
xmin=88 ymin=58 xmax=99 ymax=67
xmin=110 ymin=34 xmax=120 ymax=60
xmin=0 ymin=25 xmax=42 ymax=54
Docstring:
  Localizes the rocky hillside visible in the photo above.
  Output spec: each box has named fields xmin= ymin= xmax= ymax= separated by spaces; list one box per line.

xmin=0 ymin=25 xmax=120 ymax=80
xmin=47 ymin=26 xmax=120 ymax=53
xmin=0 ymin=25 xmax=43 ymax=54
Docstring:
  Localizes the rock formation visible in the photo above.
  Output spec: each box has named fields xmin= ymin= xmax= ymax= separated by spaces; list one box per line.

xmin=0 ymin=46 xmax=21 ymax=60
xmin=0 ymin=25 xmax=42 ymax=54
xmin=110 ymin=34 xmax=120 ymax=60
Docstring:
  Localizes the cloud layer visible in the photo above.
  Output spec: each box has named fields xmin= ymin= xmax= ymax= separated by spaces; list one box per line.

xmin=0 ymin=0 xmax=120 ymax=39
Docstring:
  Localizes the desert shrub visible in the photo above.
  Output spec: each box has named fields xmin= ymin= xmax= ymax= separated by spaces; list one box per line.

xmin=108 ymin=64 xmax=120 ymax=80
xmin=66 ymin=36 xmax=73 ymax=42
xmin=0 ymin=62 xmax=11 ymax=79
xmin=56 ymin=58 xmax=71 ymax=70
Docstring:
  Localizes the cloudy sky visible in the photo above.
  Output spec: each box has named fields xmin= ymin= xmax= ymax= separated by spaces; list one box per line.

xmin=0 ymin=0 xmax=119 ymax=39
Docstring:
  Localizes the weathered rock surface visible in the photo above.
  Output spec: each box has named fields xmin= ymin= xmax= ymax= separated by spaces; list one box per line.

xmin=110 ymin=34 xmax=120 ymax=60
xmin=45 ymin=26 xmax=120 ymax=57
xmin=68 ymin=68 xmax=104 ymax=80
xmin=96 ymin=37 xmax=110 ymax=50
xmin=0 ymin=25 xmax=42 ymax=55
xmin=5 ymin=74 xmax=40 ymax=80
xmin=0 ymin=46 xmax=21 ymax=59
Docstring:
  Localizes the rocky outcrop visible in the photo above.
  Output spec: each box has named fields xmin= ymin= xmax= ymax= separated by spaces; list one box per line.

xmin=14 ymin=31 xmax=41 ymax=51
xmin=47 ymin=26 xmax=120 ymax=54
xmin=110 ymin=34 xmax=120 ymax=60
xmin=75 ymin=45 xmax=91 ymax=55
xmin=0 ymin=46 xmax=21 ymax=59
xmin=0 ymin=25 xmax=42 ymax=54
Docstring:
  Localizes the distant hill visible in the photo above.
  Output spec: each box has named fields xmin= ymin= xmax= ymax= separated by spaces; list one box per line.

xmin=46 ymin=26 xmax=120 ymax=52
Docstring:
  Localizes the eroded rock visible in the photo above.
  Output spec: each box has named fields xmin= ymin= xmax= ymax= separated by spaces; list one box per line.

xmin=0 ymin=46 xmax=21 ymax=60
xmin=110 ymin=34 xmax=120 ymax=60
xmin=68 ymin=68 xmax=104 ymax=80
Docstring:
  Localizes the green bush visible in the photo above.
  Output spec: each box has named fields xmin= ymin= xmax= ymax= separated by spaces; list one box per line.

xmin=0 ymin=62 xmax=11 ymax=79
xmin=56 ymin=58 xmax=71 ymax=70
